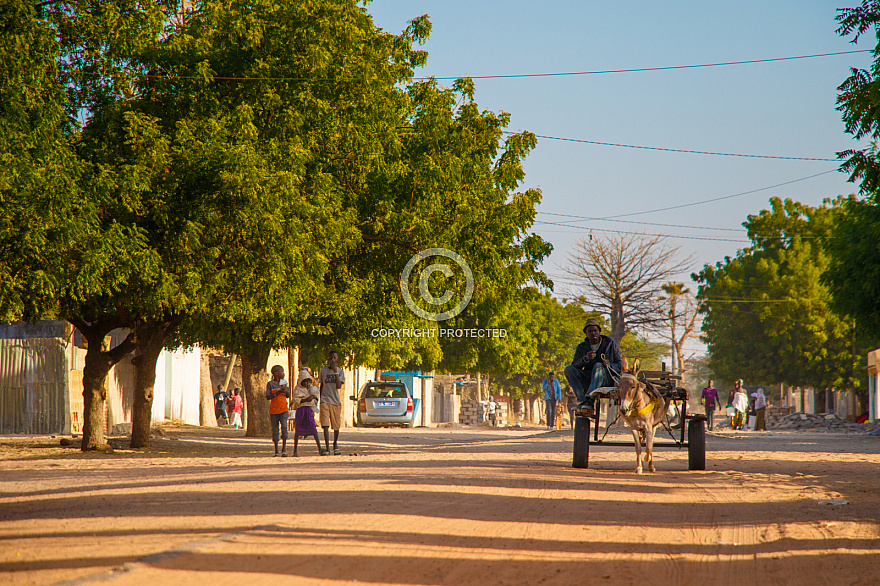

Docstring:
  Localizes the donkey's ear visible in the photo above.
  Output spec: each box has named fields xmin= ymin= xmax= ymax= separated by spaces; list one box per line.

xmin=621 ymin=356 xmax=629 ymax=372
xmin=632 ymin=358 xmax=641 ymax=376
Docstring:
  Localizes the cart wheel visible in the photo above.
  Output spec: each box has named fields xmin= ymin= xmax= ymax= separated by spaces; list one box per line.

xmin=573 ymin=414 xmax=590 ymax=468
xmin=687 ymin=419 xmax=706 ymax=470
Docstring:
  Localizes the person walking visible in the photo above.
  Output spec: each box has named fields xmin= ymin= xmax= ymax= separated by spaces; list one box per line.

xmin=700 ymin=379 xmax=719 ymax=431
xmin=487 ymin=397 xmax=497 ymax=427
xmin=731 ymin=380 xmax=749 ymax=431
xmin=542 ymin=372 xmax=562 ymax=430
xmin=265 ymin=365 xmax=290 ymax=456
xmin=228 ymin=388 xmax=243 ymax=429
xmin=213 ymin=385 xmax=230 ymax=426
xmin=319 ymin=350 xmax=345 ymax=455
xmin=752 ymin=387 xmax=768 ymax=431
xmin=291 ymin=368 xmax=323 ymax=456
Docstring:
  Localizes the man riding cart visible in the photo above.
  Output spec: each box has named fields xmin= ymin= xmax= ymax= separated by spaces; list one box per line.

xmin=564 ymin=318 xmax=621 ymax=417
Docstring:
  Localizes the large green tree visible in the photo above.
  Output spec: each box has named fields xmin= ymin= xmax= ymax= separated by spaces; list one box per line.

xmin=2 ymin=1 xmax=158 ymax=450
xmin=826 ymin=3 xmax=880 ymax=344
xmin=5 ymin=0 xmax=550 ymax=447
xmin=24 ymin=0 xmax=425 ymax=447
xmin=695 ymin=198 xmax=863 ymax=391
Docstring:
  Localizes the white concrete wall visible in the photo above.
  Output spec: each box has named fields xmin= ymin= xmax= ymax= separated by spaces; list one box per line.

xmin=153 ymin=346 xmax=201 ymax=425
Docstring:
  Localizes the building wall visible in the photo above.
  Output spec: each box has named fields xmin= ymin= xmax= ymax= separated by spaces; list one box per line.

xmin=868 ymin=349 xmax=879 ymax=422
xmin=1 ymin=322 xmax=203 ymax=434
xmin=153 ymin=346 xmax=201 ymax=425
xmin=0 ymin=321 xmax=69 ymax=434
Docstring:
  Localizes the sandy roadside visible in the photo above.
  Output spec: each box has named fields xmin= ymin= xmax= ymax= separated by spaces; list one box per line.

xmin=1 ymin=424 xmax=878 ymax=585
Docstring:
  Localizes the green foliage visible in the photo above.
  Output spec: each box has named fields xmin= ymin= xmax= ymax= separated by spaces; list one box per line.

xmin=619 ymin=334 xmax=667 ymax=371
xmin=488 ymin=291 xmax=590 ymax=397
xmin=823 ymin=197 xmax=880 ymax=344
xmin=828 ymin=4 xmax=880 ymax=346
xmin=0 ymin=0 xmax=81 ymax=319
xmin=483 ymin=292 xmax=663 ymax=398
xmin=695 ymin=198 xmax=863 ymax=390
xmin=837 ymin=2 xmax=880 ymax=195
xmin=2 ymin=0 xmax=550 ymax=393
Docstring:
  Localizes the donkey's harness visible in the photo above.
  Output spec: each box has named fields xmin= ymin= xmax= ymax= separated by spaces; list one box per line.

xmin=619 ymin=373 xmax=662 ymax=417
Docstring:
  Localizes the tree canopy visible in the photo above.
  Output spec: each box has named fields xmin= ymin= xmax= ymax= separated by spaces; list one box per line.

xmin=2 ymin=0 xmax=551 ymax=445
xmin=825 ymin=2 xmax=880 ymax=345
xmin=695 ymin=197 xmax=863 ymax=391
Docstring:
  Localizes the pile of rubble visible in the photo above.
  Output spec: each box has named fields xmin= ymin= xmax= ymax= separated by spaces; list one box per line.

xmin=768 ymin=412 xmax=880 ymax=433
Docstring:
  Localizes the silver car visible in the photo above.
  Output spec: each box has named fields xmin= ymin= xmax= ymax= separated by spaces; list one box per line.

xmin=352 ymin=381 xmax=415 ymax=428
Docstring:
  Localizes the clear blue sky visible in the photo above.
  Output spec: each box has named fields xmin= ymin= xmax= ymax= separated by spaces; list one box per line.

xmin=368 ymin=0 xmax=872 ymax=353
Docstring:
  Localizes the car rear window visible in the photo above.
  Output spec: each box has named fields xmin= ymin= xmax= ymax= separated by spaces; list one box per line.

xmin=364 ymin=385 xmax=408 ymax=398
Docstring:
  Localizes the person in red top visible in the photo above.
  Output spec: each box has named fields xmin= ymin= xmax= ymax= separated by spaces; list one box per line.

xmin=227 ymin=388 xmax=244 ymax=429
xmin=265 ymin=365 xmax=291 ymax=456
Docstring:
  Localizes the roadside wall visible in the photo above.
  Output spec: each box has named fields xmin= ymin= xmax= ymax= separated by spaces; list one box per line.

xmin=0 ymin=321 xmax=69 ymax=434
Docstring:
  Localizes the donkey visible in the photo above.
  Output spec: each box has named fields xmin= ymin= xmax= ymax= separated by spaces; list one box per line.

xmin=617 ymin=357 xmax=670 ymax=474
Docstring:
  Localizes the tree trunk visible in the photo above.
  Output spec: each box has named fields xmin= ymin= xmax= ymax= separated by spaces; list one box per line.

xmin=242 ymin=349 xmax=271 ymax=438
xmin=71 ymin=317 xmax=137 ymax=451
xmin=610 ymin=296 xmax=625 ymax=344
xmin=81 ymin=349 xmax=113 ymax=451
xmin=130 ymin=319 xmax=182 ymax=448
xmin=199 ymin=352 xmax=216 ymax=426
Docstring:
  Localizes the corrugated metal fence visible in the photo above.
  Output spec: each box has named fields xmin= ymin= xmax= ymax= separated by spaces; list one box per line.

xmin=0 ymin=337 xmax=67 ymax=434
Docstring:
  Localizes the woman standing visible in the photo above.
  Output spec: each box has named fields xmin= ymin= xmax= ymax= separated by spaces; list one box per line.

xmin=752 ymin=388 xmax=768 ymax=431
xmin=732 ymin=382 xmax=749 ymax=431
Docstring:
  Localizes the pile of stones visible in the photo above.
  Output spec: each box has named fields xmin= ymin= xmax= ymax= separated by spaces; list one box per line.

xmin=768 ymin=412 xmax=879 ymax=433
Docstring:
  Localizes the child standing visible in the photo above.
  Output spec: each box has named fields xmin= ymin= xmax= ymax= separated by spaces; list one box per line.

xmin=265 ymin=365 xmax=290 ymax=456
xmin=319 ymin=350 xmax=345 ymax=456
xmin=228 ymin=388 xmax=243 ymax=429
xmin=291 ymin=368 xmax=323 ymax=456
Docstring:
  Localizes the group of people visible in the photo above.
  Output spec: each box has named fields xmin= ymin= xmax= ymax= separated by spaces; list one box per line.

xmin=266 ymin=350 xmax=346 ymax=457
xmin=214 ymin=350 xmax=347 ymax=457
xmin=700 ymin=379 xmax=767 ymax=431
xmin=213 ymin=386 xmax=244 ymax=429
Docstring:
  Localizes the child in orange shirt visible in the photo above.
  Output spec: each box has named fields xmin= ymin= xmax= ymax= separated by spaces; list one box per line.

xmin=265 ymin=365 xmax=291 ymax=456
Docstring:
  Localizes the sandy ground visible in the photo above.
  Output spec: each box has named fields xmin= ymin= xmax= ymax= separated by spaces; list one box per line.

xmin=0 ymin=423 xmax=878 ymax=586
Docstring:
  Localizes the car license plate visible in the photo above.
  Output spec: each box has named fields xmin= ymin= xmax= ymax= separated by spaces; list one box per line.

xmin=376 ymin=401 xmax=395 ymax=407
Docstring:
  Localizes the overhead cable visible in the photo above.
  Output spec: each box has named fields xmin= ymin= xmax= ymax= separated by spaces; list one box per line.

xmin=531 ymin=222 xmax=750 ymax=243
xmin=597 ymin=170 xmax=840 ymax=219
xmin=513 ymin=132 xmax=838 ymax=161
xmin=433 ymin=50 xmax=872 ymax=79
xmin=536 ymin=211 xmax=746 ymax=232
xmin=88 ymin=49 xmax=871 ymax=83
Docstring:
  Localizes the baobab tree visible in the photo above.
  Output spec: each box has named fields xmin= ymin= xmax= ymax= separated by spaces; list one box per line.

xmin=563 ymin=231 xmax=692 ymax=344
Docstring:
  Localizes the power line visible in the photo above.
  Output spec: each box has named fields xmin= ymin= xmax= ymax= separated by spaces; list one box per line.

xmin=433 ymin=50 xmax=871 ymax=79
xmin=531 ymin=221 xmax=750 ymax=243
xmin=87 ymin=49 xmax=871 ymax=83
xmin=536 ymin=211 xmax=746 ymax=232
xmin=515 ymin=132 xmax=837 ymax=161
xmin=699 ymin=298 xmax=799 ymax=303
xmin=597 ymin=169 xmax=840 ymax=219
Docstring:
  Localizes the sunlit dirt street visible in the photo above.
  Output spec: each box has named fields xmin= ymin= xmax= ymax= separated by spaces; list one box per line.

xmin=1 ymin=425 xmax=878 ymax=585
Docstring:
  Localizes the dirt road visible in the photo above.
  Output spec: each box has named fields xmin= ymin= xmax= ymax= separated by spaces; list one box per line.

xmin=1 ymin=425 xmax=878 ymax=585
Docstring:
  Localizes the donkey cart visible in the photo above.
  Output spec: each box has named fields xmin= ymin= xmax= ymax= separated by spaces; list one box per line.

xmin=572 ymin=368 xmax=707 ymax=471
